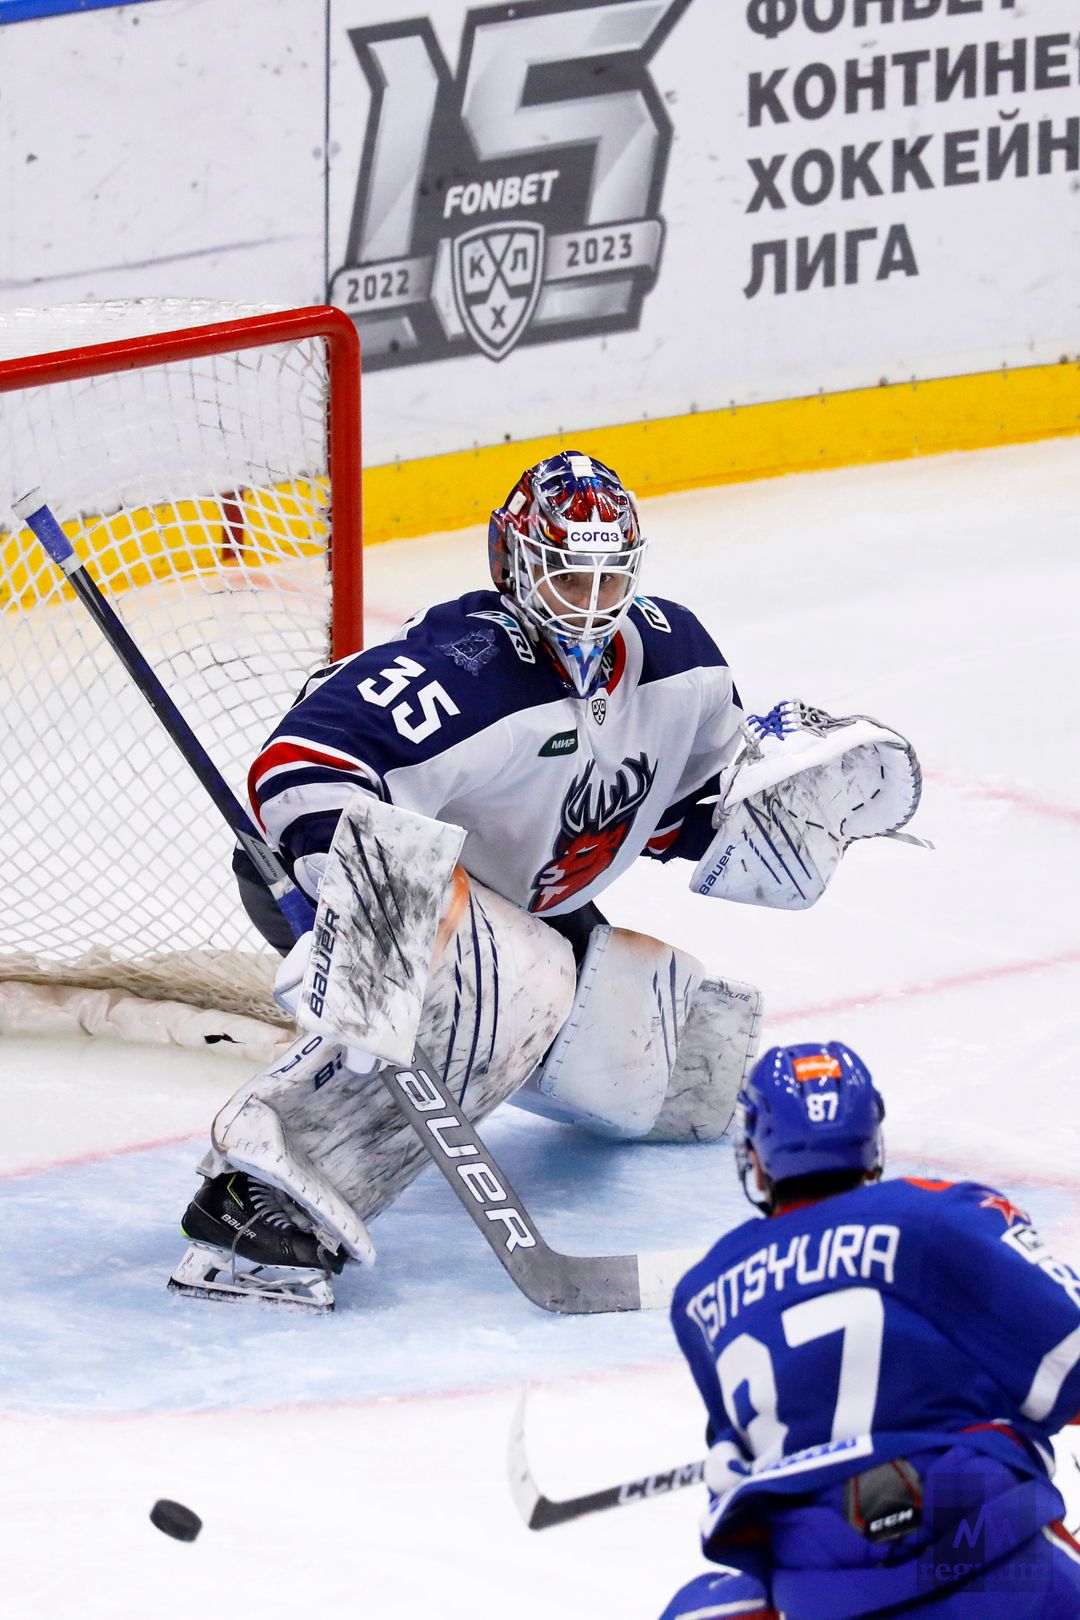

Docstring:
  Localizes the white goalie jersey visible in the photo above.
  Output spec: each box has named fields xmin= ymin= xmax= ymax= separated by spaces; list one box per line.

xmin=249 ymin=589 xmax=745 ymax=915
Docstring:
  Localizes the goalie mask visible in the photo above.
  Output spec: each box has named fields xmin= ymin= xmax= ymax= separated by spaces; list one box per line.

xmin=735 ymin=1041 xmax=885 ymax=1207
xmin=488 ymin=450 xmax=647 ymax=697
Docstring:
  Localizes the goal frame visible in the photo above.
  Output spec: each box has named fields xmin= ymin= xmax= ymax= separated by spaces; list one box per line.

xmin=0 ymin=302 xmax=364 ymax=656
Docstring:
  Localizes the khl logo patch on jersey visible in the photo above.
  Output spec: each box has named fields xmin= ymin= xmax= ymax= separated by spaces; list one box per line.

xmin=591 ymin=696 xmax=607 ymax=725
xmin=529 ymin=754 xmax=656 ymax=913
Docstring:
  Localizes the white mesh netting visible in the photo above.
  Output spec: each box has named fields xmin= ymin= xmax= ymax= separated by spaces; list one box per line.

xmin=0 ymin=300 xmax=353 ymax=1046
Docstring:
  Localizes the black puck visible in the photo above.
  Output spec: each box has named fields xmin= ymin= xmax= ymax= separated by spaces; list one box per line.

xmin=150 ymin=1499 xmax=202 ymax=1542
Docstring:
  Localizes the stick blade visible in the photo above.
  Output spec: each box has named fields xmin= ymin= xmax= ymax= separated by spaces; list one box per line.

xmin=506 ymin=1388 xmax=544 ymax=1529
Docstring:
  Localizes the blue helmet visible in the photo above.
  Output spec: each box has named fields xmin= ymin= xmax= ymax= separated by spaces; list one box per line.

xmin=735 ymin=1042 xmax=885 ymax=1202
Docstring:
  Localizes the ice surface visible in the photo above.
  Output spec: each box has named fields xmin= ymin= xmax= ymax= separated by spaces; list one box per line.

xmin=3 ymin=439 xmax=1080 ymax=1617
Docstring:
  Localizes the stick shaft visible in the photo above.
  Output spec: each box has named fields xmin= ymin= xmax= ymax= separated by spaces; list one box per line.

xmin=528 ymin=1459 xmax=705 ymax=1528
xmin=507 ymin=1392 xmax=705 ymax=1527
xmin=377 ymin=1048 xmax=691 ymax=1313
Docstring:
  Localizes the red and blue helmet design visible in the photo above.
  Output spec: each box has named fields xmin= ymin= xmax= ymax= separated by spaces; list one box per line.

xmin=488 ymin=450 xmax=647 ymax=697
xmin=735 ymin=1042 xmax=885 ymax=1197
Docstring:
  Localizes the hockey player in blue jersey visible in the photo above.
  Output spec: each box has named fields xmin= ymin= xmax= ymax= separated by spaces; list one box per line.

xmin=170 ymin=452 xmax=922 ymax=1306
xmin=662 ymin=1042 xmax=1080 ymax=1619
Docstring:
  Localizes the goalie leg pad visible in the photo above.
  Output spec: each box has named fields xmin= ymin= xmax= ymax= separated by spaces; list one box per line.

xmin=210 ymin=880 xmax=576 ymax=1231
xmin=290 ymin=790 xmax=468 ymax=1064
xmin=206 ymin=1030 xmax=376 ymax=1263
xmin=645 ymin=972 xmax=763 ymax=1142
xmin=514 ymin=927 xmax=762 ymax=1142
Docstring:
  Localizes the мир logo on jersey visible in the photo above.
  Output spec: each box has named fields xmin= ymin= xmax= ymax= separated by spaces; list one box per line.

xmin=530 ymin=753 xmax=655 ymax=913
xmin=329 ymin=0 xmax=692 ymax=369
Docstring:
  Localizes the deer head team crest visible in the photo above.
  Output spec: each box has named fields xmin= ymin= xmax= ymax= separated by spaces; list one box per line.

xmin=530 ymin=753 xmax=656 ymax=913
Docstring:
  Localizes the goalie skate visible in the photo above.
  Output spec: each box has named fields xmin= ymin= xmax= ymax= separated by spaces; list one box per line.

xmin=168 ymin=1241 xmax=336 ymax=1310
xmin=167 ymin=1171 xmax=344 ymax=1310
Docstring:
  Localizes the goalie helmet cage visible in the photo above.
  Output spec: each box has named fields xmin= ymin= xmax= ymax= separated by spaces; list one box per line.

xmin=0 ymin=300 xmax=362 ymax=1050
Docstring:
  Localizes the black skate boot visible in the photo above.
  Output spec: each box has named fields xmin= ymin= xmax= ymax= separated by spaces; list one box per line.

xmin=169 ymin=1172 xmax=344 ymax=1309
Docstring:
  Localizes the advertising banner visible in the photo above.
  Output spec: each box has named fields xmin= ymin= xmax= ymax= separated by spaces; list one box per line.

xmin=325 ymin=0 xmax=1080 ymax=465
xmin=327 ymin=2 xmax=684 ymax=370
xmin=0 ymin=0 xmax=1076 ymax=482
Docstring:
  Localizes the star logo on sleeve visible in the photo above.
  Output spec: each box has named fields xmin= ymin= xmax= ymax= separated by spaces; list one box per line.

xmin=979 ymin=1191 xmax=1029 ymax=1228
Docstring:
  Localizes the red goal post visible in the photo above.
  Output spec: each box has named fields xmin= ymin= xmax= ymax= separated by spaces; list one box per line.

xmin=0 ymin=301 xmax=363 ymax=1054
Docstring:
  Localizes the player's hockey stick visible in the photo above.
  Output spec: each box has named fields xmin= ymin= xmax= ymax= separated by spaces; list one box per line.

xmin=508 ymin=1391 xmax=705 ymax=1528
xmin=18 ymin=491 xmax=698 ymax=1314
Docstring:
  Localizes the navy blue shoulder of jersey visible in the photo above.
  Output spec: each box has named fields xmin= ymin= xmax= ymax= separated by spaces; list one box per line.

xmin=391 ymin=590 xmax=566 ymax=712
xmin=280 ymin=591 xmax=567 ymax=766
xmin=628 ymin=597 xmax=733 ymax=688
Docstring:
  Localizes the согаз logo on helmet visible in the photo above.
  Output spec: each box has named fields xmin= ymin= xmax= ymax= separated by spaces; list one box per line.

xmin=329 ymin=1 xmax=691 ymax=368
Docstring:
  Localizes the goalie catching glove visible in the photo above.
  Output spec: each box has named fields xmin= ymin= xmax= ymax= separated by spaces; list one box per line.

xmin=690 ymin=699 xmax=922 ymax=910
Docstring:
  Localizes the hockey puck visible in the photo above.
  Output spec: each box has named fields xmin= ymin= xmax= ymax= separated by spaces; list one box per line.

xmin=149 ymin=1499 xmax=202 ymax=1542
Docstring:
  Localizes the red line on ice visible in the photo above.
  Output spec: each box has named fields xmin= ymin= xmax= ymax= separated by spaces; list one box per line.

xmin=5 ymin=949 xmax=1079 ymax=1182
xmin=1 ymin=1128 xmax=203 ymax=1181
xmin=770 ymin=945 xmax=1080 ymax=1024
xmin=925 ymin=768 xmax=1080 ymax=826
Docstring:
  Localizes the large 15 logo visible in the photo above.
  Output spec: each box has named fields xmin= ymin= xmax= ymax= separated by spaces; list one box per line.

xmin=330 ymin=0 xmax=693 ymax=367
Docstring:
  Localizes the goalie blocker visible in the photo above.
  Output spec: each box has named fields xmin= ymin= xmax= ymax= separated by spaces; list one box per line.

xmin=172 ymin=793 xmax=764 ymax=1307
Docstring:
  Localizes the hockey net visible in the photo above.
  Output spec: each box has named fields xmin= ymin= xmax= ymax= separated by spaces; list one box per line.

xmin=0 ymin=301 xmax=362 ymax=1055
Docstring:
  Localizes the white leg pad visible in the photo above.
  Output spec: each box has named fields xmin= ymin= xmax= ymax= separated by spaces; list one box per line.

xmin=206 ymin=1030 xmax=376 ymax=1263
xmin=294 ymin=791 xmax=467 ymax=1063
xmin=209 ymin=880 xmax=576 ymax=1236
xmin=513 ymin=926 xmax=762 ymax=1142
xmin=215 ymin=1089 xmax=377 ymax=1265
xmin=644 ymin=973 xmax=763 ymax=1142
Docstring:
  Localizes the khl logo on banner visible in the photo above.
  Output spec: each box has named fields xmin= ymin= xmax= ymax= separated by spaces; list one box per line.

xmin=329 ymin=0 xmax=692 ymax=368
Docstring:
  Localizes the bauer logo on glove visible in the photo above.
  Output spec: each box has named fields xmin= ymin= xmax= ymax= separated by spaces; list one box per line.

xmin=689 ymin=699 xmax=923 ymax=910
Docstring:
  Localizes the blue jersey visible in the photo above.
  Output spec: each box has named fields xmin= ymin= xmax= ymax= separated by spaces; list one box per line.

xmin=249 ymin=591 xmax=742 ymax=915
xmin=671 ymin=1177 xmax=1080 ymax=1587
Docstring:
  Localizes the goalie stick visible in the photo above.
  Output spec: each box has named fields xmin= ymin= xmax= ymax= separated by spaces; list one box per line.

xmin=12 ymin=492 xmax=312 ymax=941
xmin=18 ymin=491 xmax=699 ymax=1315
xmin=508 ymin=1391 xmax=705 ymax=1528
xmin=377 ymin=1050 xmax=702 ymax=1313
